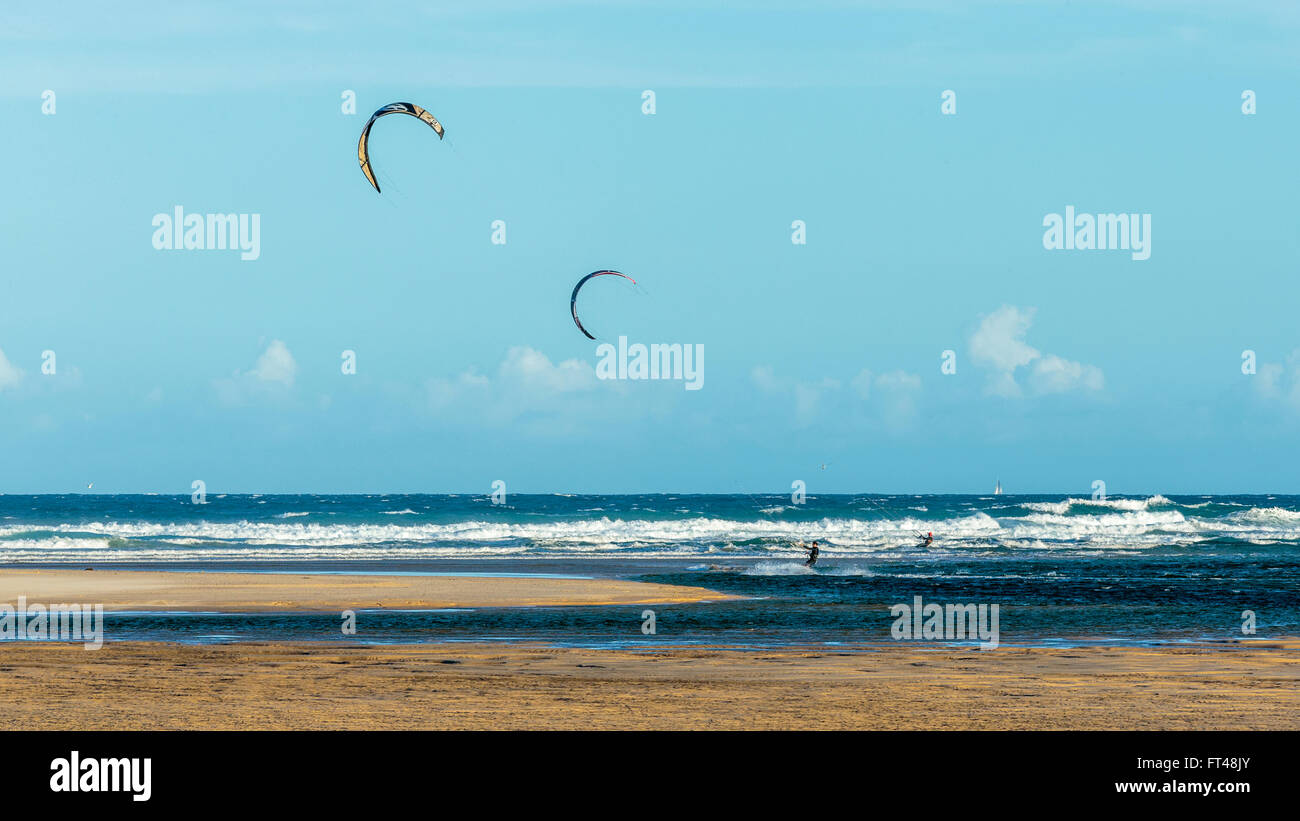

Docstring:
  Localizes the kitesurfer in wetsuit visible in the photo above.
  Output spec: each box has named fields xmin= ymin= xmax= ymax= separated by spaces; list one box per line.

xmin=803 ymin=540 xmax=820 ymax=567
xmin=919 ymin=532 xmax=933 ymax=548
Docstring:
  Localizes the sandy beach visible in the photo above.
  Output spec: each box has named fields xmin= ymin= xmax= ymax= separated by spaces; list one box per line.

xmin=0 ymin=569 xmax=736 ymax=612
xmin=1 ymin=640 xmax=1296 ymax=730
xmin=2 ymin=568 xmax=1295 ymax=730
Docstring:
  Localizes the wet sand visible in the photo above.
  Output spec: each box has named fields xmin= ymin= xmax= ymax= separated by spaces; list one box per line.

xmin=0 ymin=568 xmax=736 ymax=612
xmin=1 ymin=640 xmax=1295 ymax=730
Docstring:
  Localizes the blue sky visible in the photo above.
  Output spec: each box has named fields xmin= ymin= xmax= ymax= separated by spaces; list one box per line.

xmin=2 ymin=1 xmax=1299 ymax=493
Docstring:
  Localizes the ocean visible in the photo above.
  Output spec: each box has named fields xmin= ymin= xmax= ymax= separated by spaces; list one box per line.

xmin=1 ymin=493 xmax=1296 ymax=647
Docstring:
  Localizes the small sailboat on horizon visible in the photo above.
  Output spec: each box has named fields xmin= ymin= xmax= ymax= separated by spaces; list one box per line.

xmin=994 ymin=479 xmax=1003 ymax=495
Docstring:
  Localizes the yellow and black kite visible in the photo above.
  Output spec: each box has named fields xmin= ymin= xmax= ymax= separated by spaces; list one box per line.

xmin=357 ymin=102 xmax=444 ymax=193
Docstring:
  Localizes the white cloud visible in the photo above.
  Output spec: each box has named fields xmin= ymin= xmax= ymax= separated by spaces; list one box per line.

xmin=498 ymin=345 xmax=595 ymax=394
xmin=970 ymin=306 xmax=1041 ymax=374
xmin=1257 ymin=363 xmax=1282 ymax=397
xmin=1029 ymin=354 xmax=1104 ymax=394
xmin=751 ymin=365 xmax=781 ymax=393
xmin=250 ymin=339 xmax=296 ymax=386
xmin=426 ymin=346 xmax=602 ymax=423
xmin=875 ymin=370 xmax=922 ymax=393
xmin=213 ymin=339 xmax=298 ymax=405
xmin=1253 ymin=351 xmax=1300 ymax=409
xmin=0 ymin=348 xmax=22 ymax=391
xmin=793 ymin=377 xmax=840 ymax=423
xmin=753 ymin=367 xmax=840 ymax=424
xmin=427 ymin=370 xmax=490 ymax=411
xmin=858 ymin=368 xmax=922 ymax=427
xmin=968 ymin=305 xmax=1103 ymax=397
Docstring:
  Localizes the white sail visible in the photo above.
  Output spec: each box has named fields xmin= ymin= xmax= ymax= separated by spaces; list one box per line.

xmin=994 ymin=480 xmax=1002 ymax=495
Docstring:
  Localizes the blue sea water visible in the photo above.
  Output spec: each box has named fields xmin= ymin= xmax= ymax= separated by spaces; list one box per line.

xmin=1 ymin=493 xmax=1296 ymax=647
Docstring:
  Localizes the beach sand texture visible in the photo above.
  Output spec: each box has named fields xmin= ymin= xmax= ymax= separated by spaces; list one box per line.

xmin=1 ymin=641 xmax=1295 ymax=730
xmin=0 ymin=569 xmax=737 ymax=611
xmin=1 ymin=568 xmax=1294 ymax=730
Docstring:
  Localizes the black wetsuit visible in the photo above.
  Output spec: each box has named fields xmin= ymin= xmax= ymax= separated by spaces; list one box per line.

xmin=805 ymin=544 xmax=819 ymax=567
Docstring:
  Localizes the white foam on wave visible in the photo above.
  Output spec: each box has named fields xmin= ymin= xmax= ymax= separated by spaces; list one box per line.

xmin=820 ymin=565 xmax=878 ymax=577
xmin=0 ymin=537 xmax=114 ymax=552
xmin=1228 ymin=506 xmax=1300 ymax=525
xmin=0 ymin=513 xmax=1002 ymax=550
xmin=1020 ymin=495 xmax=1173 ymax=515
xmin=744 ymin=561 xmax=816 ymax=576
xmin=1 ymin=499 xmax=1297 ymax=562
xmin=1013 ymin=509 xmax=1190 ymax=535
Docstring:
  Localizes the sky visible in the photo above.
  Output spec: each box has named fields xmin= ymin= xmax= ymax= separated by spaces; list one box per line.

xmin=2 ymin=1 xmax=1300 ymax=494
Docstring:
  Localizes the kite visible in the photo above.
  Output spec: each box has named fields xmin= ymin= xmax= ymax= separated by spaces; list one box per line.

xmin=570 ymin=270 xmax=636 ymax=340
xmin=357 ymin=102 xmax=444 ymax=193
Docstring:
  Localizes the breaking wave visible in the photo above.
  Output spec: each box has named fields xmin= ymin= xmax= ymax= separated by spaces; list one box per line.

xmin=1 ymin=495 xmax=1297 ymax=562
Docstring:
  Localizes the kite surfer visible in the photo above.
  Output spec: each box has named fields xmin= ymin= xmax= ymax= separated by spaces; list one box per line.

xmin=795 ymin=540 xmax=820 ymax=567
